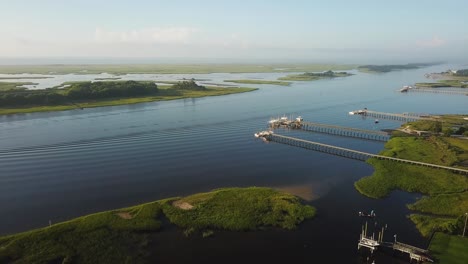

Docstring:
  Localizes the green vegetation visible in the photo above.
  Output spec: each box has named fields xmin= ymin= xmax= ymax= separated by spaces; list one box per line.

xmin=427 ymin=232 xmax=468 ymax=264
xmin=409 ymin=215 xmax=462 ymax=237
xmin=224 ymin=79 xmax=291 ymax=86
xmin=0 ymin=82 xmax=35 ymax=91
xmin=409 ymin=192 xmax=468 ymax=216
xmin=171 ymin=80 xmax=206 ymax=90
xmin=355 ymin=135 xmax=468 ymax=198
xmin=357 ymin=63 xmax=436 ymax=73
xmin=0 ymin=81 xmax=159 ymax=107
xmin=162 ymin=187 xmax=316 ymax=231
xmin=415 ymin=79 xmax=468 ymax=88
xmin=0 ymin=80 xmax=256 ymax=115
xmin=0 ymin=187 xmax=315 ymax=263
xmin=94 ymin=77 xmax=122 ymax=80
xmin=454 ymin=69 xmax=468 ymax=77
xmin=0 ymin=64 xmax=356 ymax=75
xmin=278 ymin=70 xmax=353 ymax=81
xmin=355 ymin=117 xmax=468 ymax=239
xmin=0 ymin=201 xmax=162 ymax=264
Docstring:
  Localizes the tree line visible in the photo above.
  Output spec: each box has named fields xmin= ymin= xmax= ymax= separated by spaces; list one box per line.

xmin=0 ymin=81 xmax=159 ymax=107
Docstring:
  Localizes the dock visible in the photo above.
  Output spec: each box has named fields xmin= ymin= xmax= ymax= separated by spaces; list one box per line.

xmin=268 ymin=116 xmax=390 ymax=142
xmin=349 ymin=109 xmax=433 ymax=122
xmin=402 ymin=87 xmax=468 ymax=96
xmin=358 ymin=223 xmax=434 ymax=262
xmin=262 ymin=133 xmax=468 ymax=175
xmin=301 ymin=121 xmax=390 ymax=142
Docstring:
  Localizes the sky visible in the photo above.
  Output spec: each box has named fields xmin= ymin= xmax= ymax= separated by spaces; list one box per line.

xmin=1 ymin=0 xmax=467 ymax=63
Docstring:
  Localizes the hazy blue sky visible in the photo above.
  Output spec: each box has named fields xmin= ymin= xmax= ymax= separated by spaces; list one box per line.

xmin=1 ymin=0 xmax=467 ymax=63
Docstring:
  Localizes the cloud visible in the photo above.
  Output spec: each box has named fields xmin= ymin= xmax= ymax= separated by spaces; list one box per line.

xmin=94 ymin=27 xmax=198 ymax=44
xmin=417 ymin=36 xmax=446 ymax=48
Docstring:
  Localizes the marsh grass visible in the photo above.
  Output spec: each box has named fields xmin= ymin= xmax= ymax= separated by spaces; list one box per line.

xmin=428 ymin=232 xmax=468 ymax=264
xmin=0 ymin=187 xmax=315 ymax=263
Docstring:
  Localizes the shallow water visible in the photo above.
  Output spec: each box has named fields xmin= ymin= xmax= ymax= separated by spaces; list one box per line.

xmin=0 ymin=64 xmax=466 ymax=263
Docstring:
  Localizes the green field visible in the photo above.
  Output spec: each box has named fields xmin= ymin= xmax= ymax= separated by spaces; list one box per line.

xmin=0 ymin=64 xmax=356 ymax=75
xmin=0 ymin=187 xmax=315 ymax=263
xmin=224 ymin=79 xmax=291 ymax=86
xmin=278 ymin=71 xmax=353 ymax=81
xmin=427 ymin=232 xmax=468 ymax=264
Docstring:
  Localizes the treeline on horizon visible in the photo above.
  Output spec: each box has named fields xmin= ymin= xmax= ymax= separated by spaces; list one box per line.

xmin=303 ymin=70 xmax=348 ymax=76
xmin=358 ymin=63 xmax=437 ymax=73
xmin=0 ymin=80 xmax=206 ymax=107
xmin=454 ymin=69 xmax=468 ymax=76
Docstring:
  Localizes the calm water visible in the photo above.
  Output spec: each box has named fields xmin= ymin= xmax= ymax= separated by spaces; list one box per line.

xmin=0 ymin=64 xmax=466 ymax=263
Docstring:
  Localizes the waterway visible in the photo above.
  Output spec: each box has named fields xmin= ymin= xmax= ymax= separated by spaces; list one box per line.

xmin=0 ymin=64 xmax=466 ymax=263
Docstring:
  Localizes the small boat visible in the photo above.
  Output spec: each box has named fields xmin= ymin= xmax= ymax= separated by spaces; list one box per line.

xmin=374 ymin=119 xmax=379 ymax=124
xmin=359 ymin=210 xmax=376 ymax=218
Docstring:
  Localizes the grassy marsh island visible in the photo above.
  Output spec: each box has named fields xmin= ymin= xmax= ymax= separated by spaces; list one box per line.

xmin=224 ymin=79 xmax=292 ymax=86
xmin=354 ymin=116 xmax=468 ymax=239
xmin=0 ymin=64 xmax=356 ymax=75
xmin=0 ymin=187 xmax=315 ymax=263
xmin=416 ymin=69 xmax=468 ymax=88
xmin=357 ymin=63 xmax=437 ymax=73
xmin=278 ymin=70 xmax=353 ymax=81
xmin=0 ymin=80 xmax=256 ymax=115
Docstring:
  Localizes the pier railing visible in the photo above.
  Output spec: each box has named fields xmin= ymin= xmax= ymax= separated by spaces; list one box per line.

xmin=350 ymin=110 xmax=433 ymax=122
xmin=409 ymin=87 xmax=468 ymax=95
xmin=267 ymin=134 xmax=468 ymax=175
xmin=300 ymin=121 xmax=390 ymax=142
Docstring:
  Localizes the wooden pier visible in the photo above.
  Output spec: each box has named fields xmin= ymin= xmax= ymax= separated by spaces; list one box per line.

xmin=409 ymin=87 xmax=468 ymax=96
xmin=349 ymin=110 xmax=433 ymax=122
xmin=301 ymin=121 xmax=390 ymax=142
xmin=265 ymin=134 xmax=468 ymax=175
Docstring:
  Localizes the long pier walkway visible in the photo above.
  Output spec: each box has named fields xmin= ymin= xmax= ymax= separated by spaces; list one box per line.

xmin=266 ymin=134 xmax=468 ymax=175
xmin=409 ymin=87 xmax=468 ymax=95
xmin=349 ymin=110 xmax=433 ymax=122
xmin=300 ymin=121 xmax=390 ymax=142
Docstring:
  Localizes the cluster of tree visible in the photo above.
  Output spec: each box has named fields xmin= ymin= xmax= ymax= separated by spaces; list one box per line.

xmin=0 ymin=90 xmax=67 ymax=106
xmin=454 ymin=69 xmax=468 ymax=76
xmin=0 ymin=81 xmax=159 ymax=107
xmin=171 ymin=80 xmax=206 ymax=91
xmin=358 ymin=63 xmax=434 ymax=73
xmin=303 ymin=70 xmax=347 ymax=77
xmin=67 ymin=81 xmax=158 ymax=100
